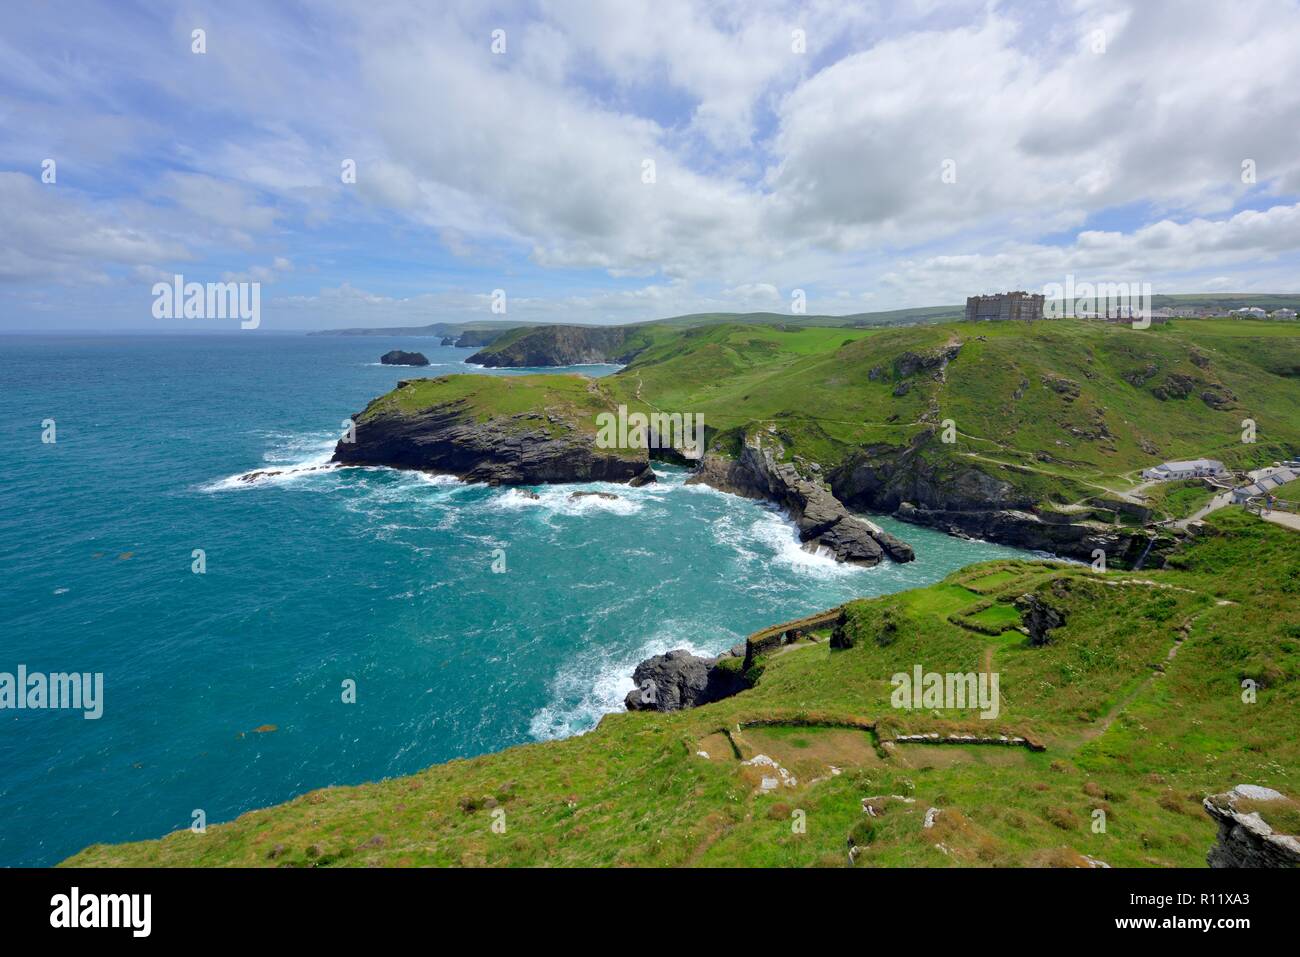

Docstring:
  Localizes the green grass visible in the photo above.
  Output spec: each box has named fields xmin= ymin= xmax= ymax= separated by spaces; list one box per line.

xmin=64 ymin=512 xmax=1300 ymax=868
xmin=602 ymin=317 xmax=1300 ymax=508
xmin=353 ymin=373 xmax=649 ymax=457
xmin=83 ymin=317 xmax=1298 ymax=868
xmin=1273 ymin=477 xmax=1300 ymax=500
xmin=361 ymin=373 xmax=611 ymax=420
xmin=966 ymin=603 xmax=1022 ymax=631
xmin=367 ymin=319 xmax=1300 ymax=514
xmin=1142 ymin=480 xmax=1219 ymax=520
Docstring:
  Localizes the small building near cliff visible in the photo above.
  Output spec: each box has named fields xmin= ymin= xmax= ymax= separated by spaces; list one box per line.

xmin=1142 ymin=459 xmax=1226 ymax=481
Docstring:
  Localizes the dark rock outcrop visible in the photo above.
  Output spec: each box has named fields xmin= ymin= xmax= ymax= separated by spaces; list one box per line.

xmin=834 ymin=434 xmax=1027 ymax=515
xmin=894 ymin=500 xmax=1175 ymax=565
xmin=1203 ymin=785 xmax=1300 ymax=868
xmin=333 ymin=392 xmax=651 ymax=486
xmin=1152 ymin=373 xmax=1196 ymax=401
xmin=1041 ymin=374 xmax=1080 ymax=400
xmin=1015 ymin=592 xmax=1067 ymax=645
xmin=893 ymin=342 xmax=962 ymax=379
xmin=624 ymin=648 xmax=747 ymax=712
xmin=380 ymin=350 xmax=430 ymax=366
xmin=688 ymin=434 xmax=914 ymax=566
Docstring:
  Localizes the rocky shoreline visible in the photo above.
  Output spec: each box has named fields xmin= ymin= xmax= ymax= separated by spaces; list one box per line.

xmin=687 ymin=434 xmax=914 ymax=567
xmin=624 ymin=647 xmax=749 ymax=712
xmin=830 ymin=432 xmax=1176 ymax=566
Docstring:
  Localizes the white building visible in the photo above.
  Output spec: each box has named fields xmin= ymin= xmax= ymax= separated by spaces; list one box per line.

xmin=1230 ymin=306 xmax=1268 ymax=318
xmin=1270 ymin=308 xmax=1297 ymax=320
xmin=1233 ymin=467 xmax=1298 ymax=503
xmin=1142 ymin=459 xmax=1227 ymax=481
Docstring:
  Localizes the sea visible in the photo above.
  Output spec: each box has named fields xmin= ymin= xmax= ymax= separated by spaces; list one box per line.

xmin=0 ymin=334 xmax=1032 ymax=865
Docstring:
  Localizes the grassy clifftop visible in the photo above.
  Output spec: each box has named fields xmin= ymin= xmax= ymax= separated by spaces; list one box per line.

xmin=608 ymin=318 xmax=1300 ymax=503
xmin=336 ymin=373 xmax=649 ymax=483
xmin=357 ymin=372 xmax=619 ymax=430
xmin=360 ymin=318 xmax=1299 ymax=537
xmin=64 ymin=512 xmax=1298 ymax=866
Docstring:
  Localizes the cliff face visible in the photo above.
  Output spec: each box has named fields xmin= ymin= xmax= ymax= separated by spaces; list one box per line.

xmin=687 ymin=434 xmax=914 ymax=566
xmin=830 ymin=434 xmax=1165 ymax=564
xmin=832 ymin=433 xmax=1030 ymax=514
xmin=1203 ymin=785 xmax=1300 ymax=868
xmin=333 ymin=386 xmax=650 ymax=485
xmin=453 ymin=328 xmax=508 ymax=348
xmin=469 ymin=325 xmax=642 ymax=367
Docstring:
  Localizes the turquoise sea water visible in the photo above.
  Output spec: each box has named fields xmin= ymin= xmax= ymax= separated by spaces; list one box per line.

xmin=0 ymin=335 xmax=1032 ymax=865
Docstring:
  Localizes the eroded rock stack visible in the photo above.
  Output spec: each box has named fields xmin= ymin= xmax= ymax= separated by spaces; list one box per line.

xmin=688 ymin=435 xmax=913 ymax=566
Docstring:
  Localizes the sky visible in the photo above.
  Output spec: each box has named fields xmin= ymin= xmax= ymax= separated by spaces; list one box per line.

xmin=3 ymin=0 xmax=1300 ymax=332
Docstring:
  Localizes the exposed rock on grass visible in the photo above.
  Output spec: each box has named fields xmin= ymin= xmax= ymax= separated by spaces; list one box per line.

xmin=1203 ymin=785 xmax=1300 ymax=868
xmin=1015 ymin=592 xmax=1068 ymax=645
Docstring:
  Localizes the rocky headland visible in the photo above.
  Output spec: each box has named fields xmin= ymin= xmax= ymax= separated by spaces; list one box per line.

xmin=468 ymin=325 xmax=646 ymax=367
xmin=624 ymin=647 xmax=750 ymax=712
xmin=332 ymin=375 xmax=652 ymax=485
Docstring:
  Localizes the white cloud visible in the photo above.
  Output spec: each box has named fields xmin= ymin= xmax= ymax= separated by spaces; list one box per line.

xmin=876 ymin=202 xmax=1300 ymax=302
xmin=154 ymin=172 xmax=280 ymax=238
xmin=221 ymin=257 xmax=294 ymax=284
xmin=5 ymin=0 xmax=1300 ymax=328
xmin=0 ymin=173 xmax=187 ymax=283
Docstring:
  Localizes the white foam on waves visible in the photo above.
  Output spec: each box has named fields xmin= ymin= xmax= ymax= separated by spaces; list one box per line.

xmin=490 ymin=483 xmax=645 ymax=517
xmin=528 ymin=623 xmax=725 ymax=742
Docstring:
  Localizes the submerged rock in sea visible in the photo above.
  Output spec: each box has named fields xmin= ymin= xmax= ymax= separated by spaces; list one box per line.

xmin=379 ymin=350 xmax=430 ymax=366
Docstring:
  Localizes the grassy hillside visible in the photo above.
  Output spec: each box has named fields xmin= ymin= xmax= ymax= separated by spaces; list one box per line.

xmin=317 ymin=305 xmax=967 ymax=340
xmin=65 ymin=512 xmax=1300 ymax=867
xmin=607 ymin=318 xmax=1300 ymax=504
xmin=646 ymin=305 xmax=964 ymax=328
xmin=355 ymin=373 xmax=629 ymax=445
xmin=1153 ymin=293 xmax=1300 ymax=313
